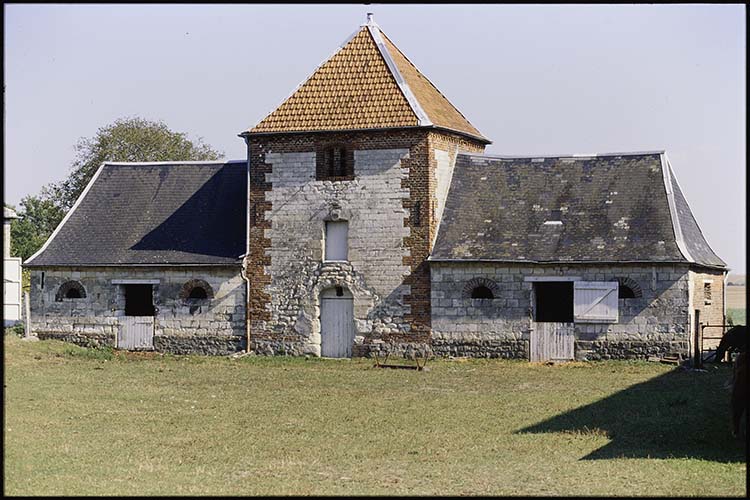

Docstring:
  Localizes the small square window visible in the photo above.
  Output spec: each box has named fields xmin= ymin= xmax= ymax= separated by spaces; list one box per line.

xmin=316 ymin=145 xmax=354 ymax=181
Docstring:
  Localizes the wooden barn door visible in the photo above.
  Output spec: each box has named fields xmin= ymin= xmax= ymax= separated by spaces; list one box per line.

xmin=117 ymin=284 xmax=155 ymax=350
xmin=320 ymin=287 xmax=354 ymax=358
xmin=530 ymin=281 xmax=575 ymax=362
xmin=118 ymin=317 xmax=155 ymax=350
xmin=530 ymin=322 xmax=575 ymax=362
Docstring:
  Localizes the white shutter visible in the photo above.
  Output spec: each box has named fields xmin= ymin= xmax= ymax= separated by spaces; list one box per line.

xmin=574 ymin=281 xmax=618 ymax=323
xmin=325 ymin=221 xmax=348 ymax=261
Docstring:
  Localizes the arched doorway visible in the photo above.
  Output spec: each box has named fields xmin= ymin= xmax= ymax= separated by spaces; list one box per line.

xmin=320 ymin=286 xmax=354 ymax=358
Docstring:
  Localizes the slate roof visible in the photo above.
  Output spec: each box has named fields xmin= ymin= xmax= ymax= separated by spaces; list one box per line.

xmin=431 ymin=152 xmax=726 ymax=269
xmin=25 ymin=161 xmax=247 ymax=267
xmin=245 ymin=16 xmax=488 ymax=143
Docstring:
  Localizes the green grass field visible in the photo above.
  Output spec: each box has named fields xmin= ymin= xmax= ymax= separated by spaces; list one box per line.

xmin=728 ymin=308 xmax=746 ymax=326
xmin=3 ymin=335 xmax=747 ymax=496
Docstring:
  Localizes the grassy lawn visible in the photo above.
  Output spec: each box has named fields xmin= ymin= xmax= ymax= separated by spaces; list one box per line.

xmin=728 ymin=308 xmax=746 ymax=326
xmin=4 ymin=334 xmax=746 ymax=496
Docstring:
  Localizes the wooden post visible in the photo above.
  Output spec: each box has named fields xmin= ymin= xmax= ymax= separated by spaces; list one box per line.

xmin=693 ymin=309 xmax=701 ymax=369
xmin=24 ymin=291 xmax=31 ymax=338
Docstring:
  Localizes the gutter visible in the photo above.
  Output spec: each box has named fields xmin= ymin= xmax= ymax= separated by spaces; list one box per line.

xmin=241 ymin=135 xmax=252 ymax=354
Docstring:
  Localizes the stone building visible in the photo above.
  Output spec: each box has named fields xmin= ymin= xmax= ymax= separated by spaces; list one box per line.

xmin=24 ymin=161 xmax=248 ymax=354
xmin=25 ymin=15 xmax=727 ymax=361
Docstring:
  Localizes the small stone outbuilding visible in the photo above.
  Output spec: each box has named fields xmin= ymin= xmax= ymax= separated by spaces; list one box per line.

xmin=25 ymin=161 xmax=248 ymax=354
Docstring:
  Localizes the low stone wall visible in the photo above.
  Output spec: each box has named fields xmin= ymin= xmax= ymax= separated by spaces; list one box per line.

xmin=575 ymin=340 xmax=689 ymax=361
xmin=153 ymin=335 xmax=245 ymax=356
xmin=37 ymin=331 xmax=115 ymax=349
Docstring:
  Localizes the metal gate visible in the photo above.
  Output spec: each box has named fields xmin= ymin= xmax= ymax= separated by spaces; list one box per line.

xmin=530 ymin=322 xmax=575 ymax=362
xmin=320 ymin=287 xmax=354 ymax=358
xmin=118 ymin=316 xmax=155 ymax=350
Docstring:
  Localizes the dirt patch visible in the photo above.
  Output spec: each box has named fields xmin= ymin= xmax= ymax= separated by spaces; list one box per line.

xmin=115 ymin=350 xmax=164 ymax=361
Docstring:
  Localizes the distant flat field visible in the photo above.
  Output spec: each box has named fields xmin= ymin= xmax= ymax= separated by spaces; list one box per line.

xmin=726 ymin=286 xmax=746 ymax=309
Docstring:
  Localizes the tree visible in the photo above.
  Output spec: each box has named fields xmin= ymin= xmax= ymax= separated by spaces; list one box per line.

xmin=9 ymin=197 xmax=65 ymax=263
xmin=12 ymin=117 xmax=224 ymax=262
xmin=48 ymin=117 xmax=224 ymax=212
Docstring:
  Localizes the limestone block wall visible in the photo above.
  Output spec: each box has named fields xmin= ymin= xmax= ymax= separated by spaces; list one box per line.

xmin=688 ymin=267 xmax=727 ymax=351
xmin=255 ymin=147 xmax=413 ymax=355
xmin=28 ymin=266 xmax=246 ymax=354
xmin=431 ymin=262 xmax=692 ymax=360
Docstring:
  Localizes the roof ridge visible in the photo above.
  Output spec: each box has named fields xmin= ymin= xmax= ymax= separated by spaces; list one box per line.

xmin=365 ymin=25 xmax=431 ymax=126
xmin=377 ymin=29 xmax=487 ymax=142
xmin=460 ymin=150 xmax=666 ymax=160
xmin=243 ymin=25 xmax=367 ymax=135
xmin=103 ymin=160 xmax=245 ymax=166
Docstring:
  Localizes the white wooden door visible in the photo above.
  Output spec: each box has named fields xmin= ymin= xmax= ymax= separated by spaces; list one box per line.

xmin=118 ymin=316 xmax=154 ymax=350
xmin=530 ymin=322 xmax=575 ymax=362
xmin=320 ymin=288 xmax=354 ymax=358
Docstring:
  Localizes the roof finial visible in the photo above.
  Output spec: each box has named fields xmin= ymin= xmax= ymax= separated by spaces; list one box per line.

xmin=366 ymin=12 xmax=375 ymax=25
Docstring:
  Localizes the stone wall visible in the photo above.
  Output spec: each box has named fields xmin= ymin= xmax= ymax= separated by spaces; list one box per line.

xmin=29 ymin=266 xmax=246 ymax=354
xmin=431 ymin=262 xmax=692 ymax=360
xmin=688 ymin=267 xmax=727 ymax=352
xmin=247 ymin=129 xmax=486 ymax=356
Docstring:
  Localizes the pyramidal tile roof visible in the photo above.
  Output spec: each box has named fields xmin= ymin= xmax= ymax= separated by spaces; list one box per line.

xmin=246 ymin=15 xmax=489 ymax=143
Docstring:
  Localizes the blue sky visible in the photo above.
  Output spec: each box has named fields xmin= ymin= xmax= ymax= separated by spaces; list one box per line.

xmin=4 ymin=4 xmax=746 ymax=273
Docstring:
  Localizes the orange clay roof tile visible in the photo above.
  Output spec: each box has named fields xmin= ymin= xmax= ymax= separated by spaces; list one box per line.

xmin=247 ymin=23 xmax=488 ymax=142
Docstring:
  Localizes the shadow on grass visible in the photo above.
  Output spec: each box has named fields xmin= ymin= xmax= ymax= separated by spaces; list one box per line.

xmin=518 ymin=365 xmax=746 ymax=462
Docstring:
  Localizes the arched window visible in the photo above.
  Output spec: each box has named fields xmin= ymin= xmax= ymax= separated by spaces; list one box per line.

xmin=471 ymin=285 xmax=495 ymax=299
xmin=55 ymin=281 xmax=86 ymax=301
xmin=617 ymin=277 xmax=642 ymax=299
xmin=180 ymin=279 xmax=214 ymax=301
xmin=188 ymin=287 xmax=208 ymax=299
xmin=462 ymin=277 xmax=499 ymax=300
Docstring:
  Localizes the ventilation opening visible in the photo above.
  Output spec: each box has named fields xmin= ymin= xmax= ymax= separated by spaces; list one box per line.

xmin=125 ymin=284 xmax=155 ymax=316
xmin=55 ymin=280 xmax=86 ymax=301
xmin=534 ymin=282 xmax=573 ymax=322
xmin=619 ymin=286 xmax=636 ymax=299
xmin=336 ymin=286 xmax=344 ymax=297
xmin=471 ymin=285 xmax=494 ymax=299
xmin=317 ymin=145 xmax=353 ymax=180
xmin=188 ymin=287 xmax=208 ymax=299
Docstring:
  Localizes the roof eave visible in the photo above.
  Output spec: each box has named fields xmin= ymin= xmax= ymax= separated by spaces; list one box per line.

xmin=427 ymin=257 xmax=724 ymax=268
xmin=242 ymin=124 xmax=491 ymax=144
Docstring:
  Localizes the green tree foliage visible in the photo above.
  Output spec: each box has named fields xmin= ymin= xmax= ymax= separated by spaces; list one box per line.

xmin=48 ymin=117 xmax=224 ymax=212
xmin=9 ymin=197 xmax=64 ymax=262
xmin=10 ymin=117 xmax=224 ymax=263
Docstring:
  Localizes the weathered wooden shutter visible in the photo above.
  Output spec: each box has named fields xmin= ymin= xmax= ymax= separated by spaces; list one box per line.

xmin=325 ymin=221 xmax=348 ymax=261
xmin=574 ymin=281 xmax=618 ymax=323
